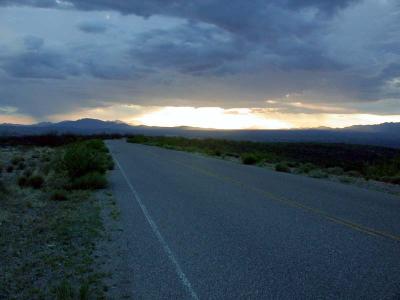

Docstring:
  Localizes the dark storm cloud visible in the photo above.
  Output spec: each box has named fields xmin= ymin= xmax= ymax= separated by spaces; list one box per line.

xmin=0 ymin=0 xmax=399 ymax=120
xmin=0 ymin=0 xmax=55 ymax=7
xmin=23 ymin=36 xmax=44 ymax=50
xmin=129 ymin=23 xmax=246 ymax=76
xmin=286 ymin=0 xmax=360 ymax=13
xmin=2 ymin=49 xmax=81 ymax=79
xmin=379 ymin=63 xmax=400 ymax=81
xmin=27 ymin=0 xmax=359 ymax=15
xmin=77 ymin=21 xmax=108 ymax=33
xmin=60 ymin=0 xmax=359 ymax=44
xmin=84 ymin=61 xmax=135 ymax=80
xmin=0 ymin=0 xmax=359 ymax=37
xmin=0 ymin=39 xmax=137 ymax=80
xmin=0 ymin=0 xmax=360 ymax=76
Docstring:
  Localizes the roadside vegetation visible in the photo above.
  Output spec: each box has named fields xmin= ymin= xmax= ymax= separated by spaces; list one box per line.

xmin=0 ymin=138 xmax=115 ymax=299
xmin=127 ymin=135 xmax=400 ymax=185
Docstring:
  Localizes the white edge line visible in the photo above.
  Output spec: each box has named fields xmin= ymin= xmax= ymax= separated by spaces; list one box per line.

xmin=110 ymin=150 xmax=199 ymax=300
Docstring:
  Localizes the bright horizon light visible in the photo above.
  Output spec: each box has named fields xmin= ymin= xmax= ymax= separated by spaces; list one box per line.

xmin=133 ymin=107 xmax=400 ymax=129
xmin=4 ymin=105 xmax=400 ymax=130
xmin=134 ymin=107 xmax=292 ymax=129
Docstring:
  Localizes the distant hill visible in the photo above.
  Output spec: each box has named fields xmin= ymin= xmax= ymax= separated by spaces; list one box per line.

xmin=343 ymin=122 xmax=400 ymax=133
xmin=0 ymin=118 xmax=134 ymax=135
xmin=0 ymin=119 xmax=399 ymax=148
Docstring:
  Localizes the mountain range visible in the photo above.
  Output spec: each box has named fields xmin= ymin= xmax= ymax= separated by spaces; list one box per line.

xmin=1 ymin=118 xmax=400 ymax=148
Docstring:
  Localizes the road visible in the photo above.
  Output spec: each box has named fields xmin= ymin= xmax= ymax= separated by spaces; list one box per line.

xmin=106 ymin=139 xmax=400 ymax=299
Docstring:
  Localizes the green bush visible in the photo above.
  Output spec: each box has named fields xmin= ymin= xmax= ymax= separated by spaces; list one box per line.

xmin=127 ymin=135 xmax=149 ymax=144
xmin=309 ymin=169 xmax=328 ymax=179
xmin=275 ymin=163 xmax=291 ymax=173
xmin=298 ymin=163 xmax=316 ymax=174
xmin=326 ymin=167 xmax=344 ymax=175
xmin=69 ymin=172 xmax=107 ymax=190
xmin=79 ymin=283 xmax=90 ymax=300
xmin=210 ymin=149 xmax=222 ymax=156
xmin=11 ymin=155 xmax=24 ymax=165
xmin=241 ymin=153 xmax=260 ymax=165
xmin=0 ymin=179 xmax=7 ymax=194
xmin=55 ymin=280 xmax=74 ymax=300
xmin=106 ymin=154 xmax=115 ymax=170
xmin=51 ymin=190 xmax=68 ymax=201
xmin=6 ymin=165 xmax=14 ymax=173
xmin=17 ymin=162 xmax=26 ymax=170
xmin=18 ymin=174 xmax=45 ymax=189
xmin=287 ymin=161 xmax=299 ymax=168
xmin=380 ymin=176 xmax=400 ymax=185
xmin=23 ymin=169 xmax=33 ymax=178
xmin=29 ymin=175 xmax=45 ymax=189
xmin=58 ymin=139 xmax=111 ymax=190
xmin=18 ymin=176 xmax=29 ymax=187
xmin=63 ymin=143 xmax=107 ymax=178
xmin=339 ymin=176 xmax=355 ymax=184
xmin=85 ymin=139 xmax=108 ymax=153
xmin=346 ymin=170 xmax=362 ymax=177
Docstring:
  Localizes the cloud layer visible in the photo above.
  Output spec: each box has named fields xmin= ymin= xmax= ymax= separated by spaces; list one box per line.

xmin=0 ymin=0 xmax=399 ymax=124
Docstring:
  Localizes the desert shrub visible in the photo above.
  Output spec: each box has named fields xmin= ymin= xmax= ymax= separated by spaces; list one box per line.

xmin=346 ymin=170 xmax=362 ymax=177
xmin=55 ymin=280 xmax=74 ymax=300
xmin=241 ymin=153 xmax=260 ymax=165
xmin=69 ymin=172 xmax=107 ymax=190
xmin=309 ymin=169 xmax=328 ymax=179
xmin=0 ymin=179 xmax=7 ymax=194
xmin=17 ymin=162 xmax=26 ymax=170
xmin=287 ymin=161 xmax=299 ymax=168
xmin=275 ymin=163 xmax=291 ymax=173
xmin=339 ymin=176 xmax=355 ymax=184
xmin=51 ymin=190 xmax=68 ymax=201
xmin=127 ymin=135 xmax=149 ymax=144
xmin=23 ymin=169 xmax=33 ymax=178
xmin=214 ymin=149 xmax=222 ymax=156
xmin=390 ymin=177 xmax=400 ymax=185
xmin=6 ymin=165 xmax=14 ymax=173
xmin=58 ymin=139 xmax=111 ymax=190
xmin=29 ymin=175 xmax=45 ymax=189
xmin=41 ymin=163 xmax=53 ymax=175
xmin=380 ymin=176 xmax=400 ymax=185
xmin=11 ymin=155 xmax=24 ymax=165
xmin=326 ymin=167 xmax=344 ymax=175
xmin=209 ymin=149 xmax=222 ymax=156
xmin=85 ymin=139 xmax=108 ymax=153
xmin=106 ymin=155 xmax=115 ymax=170
xmin=63 ymin=143 xmax=107 ymax=178
xmin=79 ymin=283 xmax=90 ymax=300
xmin=366 ymin=156 xmax=400 ymax=180
xmin=41 ymin=154 xmax=51 ymax=162
xmin=18 ymin=176 xmax=29 ymax=187
xmin=298 ymin=163 xmax=316 ymax=174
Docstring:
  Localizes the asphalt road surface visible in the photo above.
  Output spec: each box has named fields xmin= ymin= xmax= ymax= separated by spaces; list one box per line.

xmin=106 ymin=139 xmax=400 ymax=299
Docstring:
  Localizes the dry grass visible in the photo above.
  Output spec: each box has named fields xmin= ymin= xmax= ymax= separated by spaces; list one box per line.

xmin=0 ymin=145 xmax=109 ymax=299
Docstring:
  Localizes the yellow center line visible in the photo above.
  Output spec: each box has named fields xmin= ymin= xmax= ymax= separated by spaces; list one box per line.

xmin=143 ymin=146 xmax=400 ymax=243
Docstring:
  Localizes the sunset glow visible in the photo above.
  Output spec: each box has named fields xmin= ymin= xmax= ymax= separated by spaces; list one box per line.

xmin=135 ymin=107 xmax=291 ymax=129
xmin=35 ymin=104 xmax=400 ymax=130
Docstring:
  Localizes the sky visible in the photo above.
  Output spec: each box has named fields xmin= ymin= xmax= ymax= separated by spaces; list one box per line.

xmin=0 ymin=0 xmax=400 ymax=129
